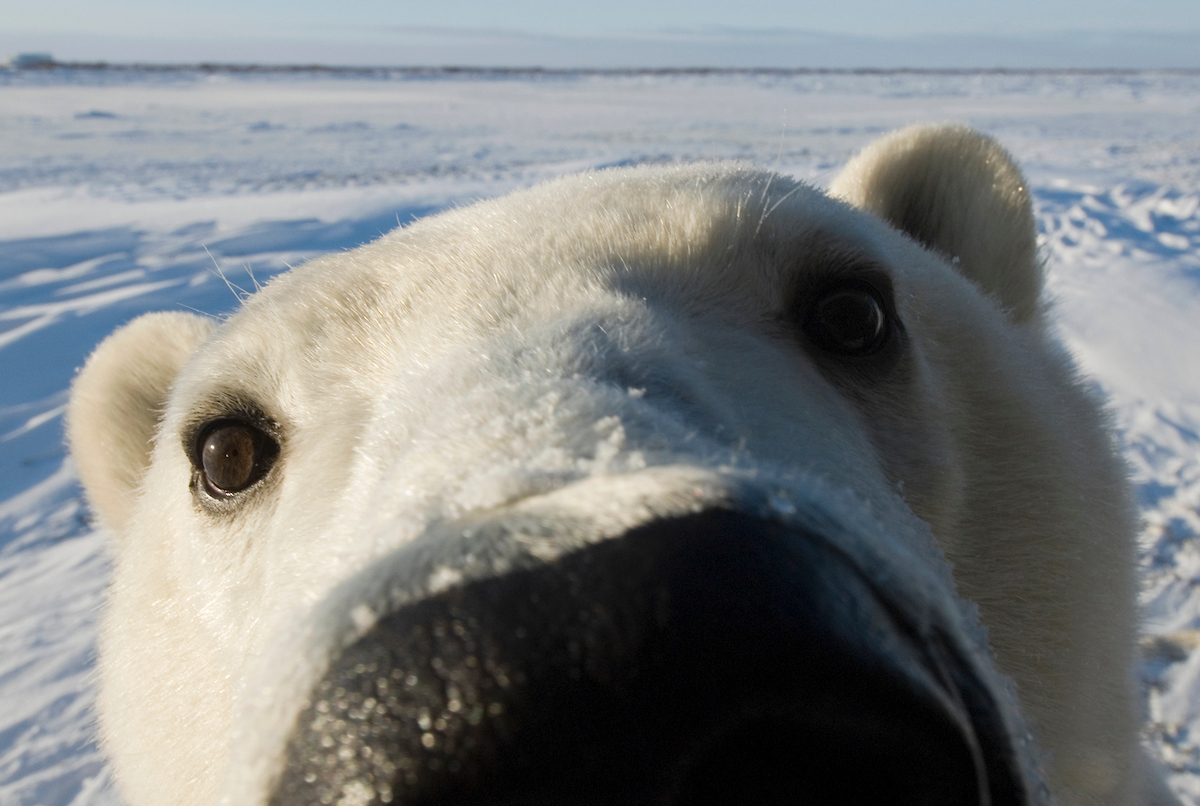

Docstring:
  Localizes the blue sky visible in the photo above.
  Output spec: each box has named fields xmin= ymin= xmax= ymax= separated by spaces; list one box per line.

xmin=7 ymin=0 xmax=1200 ymax=38
xmin=4 ymin=0 xmax=1199 ymax=67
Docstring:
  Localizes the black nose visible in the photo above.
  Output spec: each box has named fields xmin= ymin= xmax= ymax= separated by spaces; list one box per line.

xmin=270 ymin=509 xmax=1029 ymax=806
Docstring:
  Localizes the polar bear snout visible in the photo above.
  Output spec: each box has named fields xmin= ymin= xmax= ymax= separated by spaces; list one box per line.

xmin=270 ymin=508 xmax=1027 ymax=806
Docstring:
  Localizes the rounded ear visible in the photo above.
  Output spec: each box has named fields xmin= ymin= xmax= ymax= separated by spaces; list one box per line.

xmin=67 ymin=312 xmax=216 ymax=533
xmin=829 ymin=124 xmax=1042 ymax=323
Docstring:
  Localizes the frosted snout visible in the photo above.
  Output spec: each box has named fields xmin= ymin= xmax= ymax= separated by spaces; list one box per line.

xmin=270 ymin=506 xmax=1028 ymax=806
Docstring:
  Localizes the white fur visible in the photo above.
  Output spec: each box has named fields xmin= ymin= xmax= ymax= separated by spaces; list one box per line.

xmin=68 ymin=125 xmax=1166 ymax=805
xmin=830 ymin=124 xmax=1043 ymax=323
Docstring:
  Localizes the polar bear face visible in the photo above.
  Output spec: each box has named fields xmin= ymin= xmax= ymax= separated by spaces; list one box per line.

xmin=69 ymin=126 xmax=1150 ymax=806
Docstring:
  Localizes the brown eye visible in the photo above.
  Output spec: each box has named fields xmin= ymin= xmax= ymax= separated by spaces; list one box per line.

xmin=805 ymin=283 xmax=892 ymax=357
xmin=195 ymin=420 xmax=279 ymax=498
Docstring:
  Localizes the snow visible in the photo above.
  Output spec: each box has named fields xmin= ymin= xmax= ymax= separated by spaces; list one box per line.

xmin=1 ymin=67 xmax=1199 ymax=804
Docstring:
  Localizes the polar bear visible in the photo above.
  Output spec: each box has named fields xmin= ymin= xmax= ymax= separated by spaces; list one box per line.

xmin=68 ymin=125 xmax=1174 ymax=806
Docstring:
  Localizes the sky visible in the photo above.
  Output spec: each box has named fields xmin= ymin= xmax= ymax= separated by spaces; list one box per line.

xmin=6 ymin=0 xmax=1200 ymax=39
xmin=3 ymin=0 xmax=1200 ymax=67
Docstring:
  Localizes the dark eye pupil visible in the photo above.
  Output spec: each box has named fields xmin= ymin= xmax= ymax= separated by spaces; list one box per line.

xmin=201 ymin=424 xmax=264 ymax=495
xmin=810 ymin=287 xmax=887 ymax=355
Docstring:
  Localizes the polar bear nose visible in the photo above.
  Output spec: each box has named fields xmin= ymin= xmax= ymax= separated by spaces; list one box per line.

xmin=269 ymin=510 xmax=1029 ymax=806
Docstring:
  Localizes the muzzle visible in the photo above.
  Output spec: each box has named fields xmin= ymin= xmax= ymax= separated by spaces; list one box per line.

xmin=268 ymin=503 xmax=1032 ymax=806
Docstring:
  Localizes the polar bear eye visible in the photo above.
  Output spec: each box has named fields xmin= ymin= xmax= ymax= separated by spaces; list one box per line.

xmin=195 ymin=419 xmax=279 ymax=498
xmin=805 ymin=283 xmax=891 ymax=357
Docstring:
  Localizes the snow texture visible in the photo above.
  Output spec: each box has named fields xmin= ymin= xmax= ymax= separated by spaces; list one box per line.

xmin=1 ymin=67 xmax=1199 ymax=805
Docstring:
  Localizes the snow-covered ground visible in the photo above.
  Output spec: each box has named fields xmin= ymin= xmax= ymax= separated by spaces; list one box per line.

xmin=1 ymin=67 xmax=1199 ymax=805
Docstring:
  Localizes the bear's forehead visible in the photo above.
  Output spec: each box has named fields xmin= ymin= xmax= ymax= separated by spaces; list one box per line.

xmin=177 ymin=163 xmax=921 ymax=416
xmin=236 ymin=164 xmax=905 ymax=341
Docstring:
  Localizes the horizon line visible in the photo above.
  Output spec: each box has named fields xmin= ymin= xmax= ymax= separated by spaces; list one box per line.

xmin=7 ymin=61 xmax=1200 ymax=75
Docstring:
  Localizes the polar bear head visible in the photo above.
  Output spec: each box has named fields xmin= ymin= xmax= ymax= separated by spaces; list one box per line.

xmin=69 ymin=126 xmax=1147 ymax=806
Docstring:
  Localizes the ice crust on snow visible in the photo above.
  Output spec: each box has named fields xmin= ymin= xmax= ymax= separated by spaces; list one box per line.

xmin=1 ymin=69 xmax=1199 ymax=805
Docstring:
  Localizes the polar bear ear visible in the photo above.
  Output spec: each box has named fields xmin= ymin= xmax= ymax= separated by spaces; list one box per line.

xmin=68 ymin=312 xmax=216 ymax=533
xmin=829 ymin=124 xmax=1042 ymax=322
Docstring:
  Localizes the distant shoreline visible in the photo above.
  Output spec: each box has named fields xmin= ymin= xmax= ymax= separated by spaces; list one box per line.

xmin=5 ymin=62 xmax=1200 ymax=76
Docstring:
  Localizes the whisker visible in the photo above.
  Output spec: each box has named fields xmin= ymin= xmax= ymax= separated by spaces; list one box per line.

xmin=203 ymin=245 xmax=250 ymax=301
xmin=754 ymin=180 xmax=807 ymax=239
